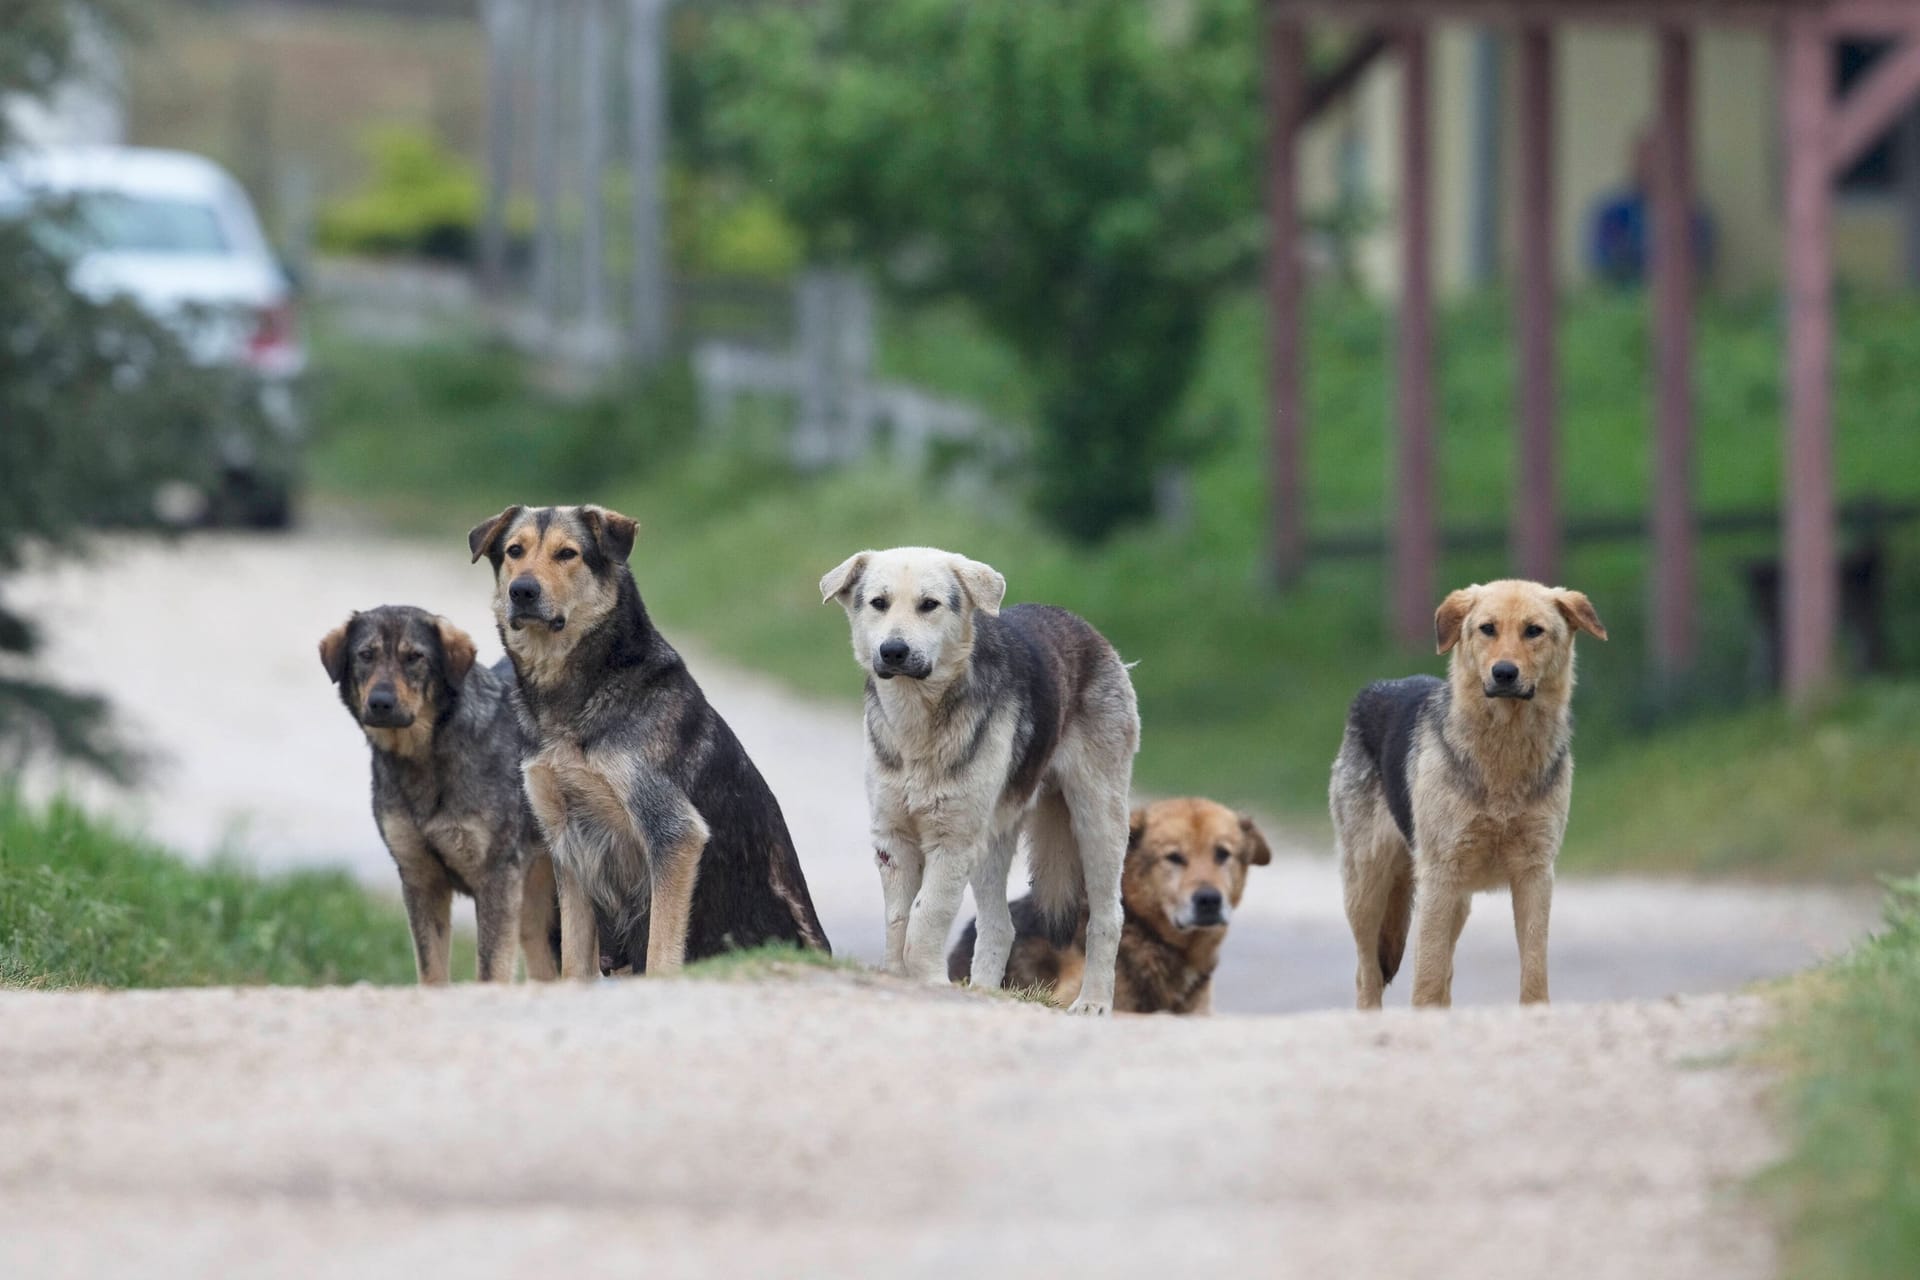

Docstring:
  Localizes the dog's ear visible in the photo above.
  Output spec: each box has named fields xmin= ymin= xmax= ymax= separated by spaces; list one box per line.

xmin=819 ymin=551 xmax=871 ymax=606
xmin=1434 ymin=587 xmax=1477 ymax=655
xmin=1238 ymin=812 xmax=1272 ymax=867
xmin=468 ymin=505 xmax=524 ymax=564
xmin=435 ymin=618 xmax=478 ymax=688
xmin=950 ymin=554 xmax=1006 ymax=618
xmin=1554 ymin=589 xmax=1609 ymax=641
xmin=1127 ymin=806 xmax=1148 ymax=852
xmin=581 ymin=505 xmax=638 ymax=564
xmin=318 ymin=616 xmax=354 ymax=685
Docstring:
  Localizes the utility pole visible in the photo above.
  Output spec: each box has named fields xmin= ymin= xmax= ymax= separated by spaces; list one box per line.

xmin=627 ymin=0 xmax=670 ymax=366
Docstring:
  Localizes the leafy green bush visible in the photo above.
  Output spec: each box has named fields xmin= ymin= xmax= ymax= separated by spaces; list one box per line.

xmin=0 ymin=796 xmax=427 ymax=989
xmin=317 ymin=125 xmax=481 ymax=261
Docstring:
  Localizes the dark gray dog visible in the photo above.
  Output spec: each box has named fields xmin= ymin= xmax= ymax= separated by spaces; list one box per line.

xmin=320 ymin=605 xmax=558 ymax=983
xmin=820 ymin=546 xmax=1140 ymax=1014
xmin=468 ymin=503 xmax=831 ymax=979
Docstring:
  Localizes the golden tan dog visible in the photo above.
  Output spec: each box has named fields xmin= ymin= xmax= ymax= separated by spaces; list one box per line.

xmin=949 ymin=797 xmax=1270 ymax=1013
xmin=1331 ymin=580 xmax=1607 ymax=1009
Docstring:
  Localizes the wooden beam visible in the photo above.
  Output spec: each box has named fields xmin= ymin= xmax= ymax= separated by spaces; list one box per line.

xmin=1782 ymin=12 xmax=1838 ymax=703
xmin=1304 ymin=31 xmax=1389 ymax=124
xmin=1651 ymin=27 xmax=1697 ymax=676
xmin=1830 ymin=37 xmax=1920 ymax=177
xmin=1514 ymin=25 xmax=1559 ymax=583
xmin=479 ymin=0 xmax=516 ymax=302
xmin=1265 ymin=12 xmax=1308 ymax=586
xmin=1395 ymin=28 xmax=1438 ymax=649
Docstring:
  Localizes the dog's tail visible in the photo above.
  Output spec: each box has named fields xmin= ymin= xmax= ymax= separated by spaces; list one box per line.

xmin=1378 ymin=862 xmax=1415 ymax=985
xmin=948 ymin=917 xmax=979 ymax=983
xmin=1026 ymin=790 xmax=1086 ymax=947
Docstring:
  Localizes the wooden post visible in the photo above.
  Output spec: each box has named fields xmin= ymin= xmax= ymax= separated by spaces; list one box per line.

xmin=1782 ymin=14 xmax=1837 ymax=703
xmin=480 ymin=0 xmax=516 ymax=302
xmin=531 ymin=0 xmax=562 ymax=338
xmin=1514 ymin=25 xmax=1559 ymax=584
xmin=579 ymin=0 xmax=609 ymax=355
xmin=1650 ymin=26 xmax=1696 ymax=676
xmin=627 ymin=0 xmax=670 ymax=366
xmin=1265 ymin=11 xmax=1307 ymax=586
xmin=1394 ymin=27 xmax=1437 ymax=649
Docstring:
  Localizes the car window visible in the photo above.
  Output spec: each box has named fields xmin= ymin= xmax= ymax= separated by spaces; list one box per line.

xmin=56 ymin=192 xmax=232 ymax=255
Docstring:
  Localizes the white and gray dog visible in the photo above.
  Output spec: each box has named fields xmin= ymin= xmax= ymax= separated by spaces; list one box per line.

xmin=821 ymin=547 xmax=1139 ymax=1014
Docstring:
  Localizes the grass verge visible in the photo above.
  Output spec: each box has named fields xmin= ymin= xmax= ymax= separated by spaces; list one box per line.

xmin=1768 ymin=876 xmax=1920 ymax=1278
xmin=0 ymin=795 xmax=456 ymax=989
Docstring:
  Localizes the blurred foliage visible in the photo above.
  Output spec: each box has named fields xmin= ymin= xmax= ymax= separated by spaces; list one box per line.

xmin=315 ymin=125 xmax=481 ymax=261
xmin=0 ymin=1 xmax=238 ymax=777
xmin=0 ymin=794 xmax=438 ymax=988
xmin=706 ymin=0 xmax=1263 ymax=542
xmin=1770 ymin=877 xmax=1920 ymax=1277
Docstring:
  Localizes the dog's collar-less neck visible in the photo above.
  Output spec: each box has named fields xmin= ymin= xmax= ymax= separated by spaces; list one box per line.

xmin=1120 ymin=912 xmax=1216 ymax=1011
xmin=1438 ymin=681 xmax=1574 ymax=801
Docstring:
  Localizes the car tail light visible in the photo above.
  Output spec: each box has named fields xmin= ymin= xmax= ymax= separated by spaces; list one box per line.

xmin=246 ymin=299 xmax=298 ymax=370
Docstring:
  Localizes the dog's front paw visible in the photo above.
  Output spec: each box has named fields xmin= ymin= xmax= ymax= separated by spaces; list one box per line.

xmin=1066 ymin=997 xmax=1111 ymax=1017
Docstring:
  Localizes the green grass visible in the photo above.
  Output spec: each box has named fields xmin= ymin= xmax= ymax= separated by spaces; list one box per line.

xmin=681 ymin=941 xmax=862 ymax=981
xmin=304 ymin=287 xmax=1920 ymax=881
xmin=1768 ymin=876 xmax=1920 ymax=1278
xmin=0 ymin=795 xmax=458 ymax=989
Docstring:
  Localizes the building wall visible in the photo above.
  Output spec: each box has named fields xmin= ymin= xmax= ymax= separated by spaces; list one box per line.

xmin=1314 ymin=24 xmax=1908 ymax=297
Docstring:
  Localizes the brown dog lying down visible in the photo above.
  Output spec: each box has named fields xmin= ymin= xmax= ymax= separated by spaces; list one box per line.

xmin=949 ymin=797 xmax=1270 ymax=1013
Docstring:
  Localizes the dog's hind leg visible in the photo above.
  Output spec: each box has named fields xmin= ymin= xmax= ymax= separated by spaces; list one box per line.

xmin=1024 ymin=788 xmax=1083 ymax=946
xmin=964 ymin=828 xmax=1020 ymax=988
xmin=1061 ymin=772 xmax=1129 ymax=1016
xmin=518 ymin=853 xmax=561 ymax=981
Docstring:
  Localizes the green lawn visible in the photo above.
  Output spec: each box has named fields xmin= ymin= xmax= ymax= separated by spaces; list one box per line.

xmin=1769 ymin=877 xmax=1920 ymax=1279
xmin=0 ymin=795 xmax=462 ymax=989
xmin=305 ymin=287 xmax=1920 ymax=881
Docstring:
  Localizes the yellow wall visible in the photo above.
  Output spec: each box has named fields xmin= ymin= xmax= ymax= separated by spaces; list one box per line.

xmin=1314 ymin=25 xmax=1908 ymax=296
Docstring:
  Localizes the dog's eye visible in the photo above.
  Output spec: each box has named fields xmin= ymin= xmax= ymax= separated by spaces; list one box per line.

xmin=1214 ymin=845 xmax=1233 ymax=865
xmin=1523 ymin=623 xmax=1545 ymax=639
xmin=402 ymin=650 xmax=425 ymax=664
xmin=1165 ymin=853 xmax=1188 ymax=867
xmin=355 ymin=646 xmax=376 ymax=662
xmin=1478 ymin=622 xmax=1497 ymax=637
xmin=506 ymin=544 xmax=525 ymax=560
xmin=555 ymin=548 xmax=579 ymax=562
xmin=917 ymin=599 xmax=939 ymax=615
xmin=869 ymin=597 xmax=889 ymax=612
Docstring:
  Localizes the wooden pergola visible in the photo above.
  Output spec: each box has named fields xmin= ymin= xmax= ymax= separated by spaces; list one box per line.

xmin=1265 ymin=0 xmax=1920 ymax=704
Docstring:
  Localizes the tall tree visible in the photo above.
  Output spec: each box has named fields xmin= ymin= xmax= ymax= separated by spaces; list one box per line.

xmin=711 ymin=0 xmax=1261 ymax=541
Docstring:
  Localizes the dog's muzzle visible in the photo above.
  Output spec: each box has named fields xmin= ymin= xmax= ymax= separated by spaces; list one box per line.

xmin=873 ymin=639 xmax=930 ymax=681
xmin=1483 ymin=683 xmax=1536 ymax=700
xmin=1174 ymin=889 xmax=1229 ymax=931
xmin=508 ymin=606 xmax=566 ymax=633
xmin=359 ymin=686 xmax=416 ymax=729
xmin=1485 ymin=661 xmax=1534 ymax=700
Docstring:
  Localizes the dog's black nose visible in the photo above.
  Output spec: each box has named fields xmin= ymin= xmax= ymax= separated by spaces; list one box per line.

xmin=365 ymin=685 xmax=397 ymax=715
xmin=878 ymin=638 xmax=910 ymax=667
xmin=1491 ymin=661 xmax=1520 ymax=686
xmin=508 ymin=576 xmax=542 ymax=606
xmin=1191 ymin=886 xmax=1224 ymax=919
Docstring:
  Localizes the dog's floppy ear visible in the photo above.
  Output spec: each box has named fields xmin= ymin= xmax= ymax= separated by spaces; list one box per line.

xmin=435 ymin=617 xmax=478 ymax=688
xmin=1554 ymin=589 xmax=1609 ymax=642
xmin=1238 ymin=812 xmax=1272 ymax=867
xmin=318 ymin=616 xmax=354 ymax=685
xmin=819 ymin=551 xmax=872 ymax=605
xmin=1127 ymin=805 xmax=1149 ymax=852
xmin=950 ymin=554 xmax=1006 ymax=618
xmin=581 ymin=505 xmax=638 ymax=564
xmin=1434 ymin=587 xmax=1477 ymax=655
xmin=468 ymin=505 xmax=524 ymax=564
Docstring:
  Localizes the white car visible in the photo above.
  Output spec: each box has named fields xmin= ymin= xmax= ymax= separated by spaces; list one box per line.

xmin=0 ymin=145 xmax=305 ymax=525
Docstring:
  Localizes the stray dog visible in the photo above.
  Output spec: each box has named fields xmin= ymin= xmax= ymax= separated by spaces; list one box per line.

xmin=820 ymin=547 xmax=1139 ymax=1014
xmin=1331 ymin=580 xmax=1607 ymax=1009
xmin=949 ymin=797 xmax=1271 ymax=1014
xmin=320 ymin=605 xmax=559 ymax=984
xmin=470 ymin=504 xmax=830 ymax=978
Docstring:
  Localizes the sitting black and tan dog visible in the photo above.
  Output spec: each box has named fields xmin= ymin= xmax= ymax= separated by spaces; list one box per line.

xmin=950 ymin=797 xmax=1270 ymax=1013
xmin=320 ymin=605 xmax=558 ymax=984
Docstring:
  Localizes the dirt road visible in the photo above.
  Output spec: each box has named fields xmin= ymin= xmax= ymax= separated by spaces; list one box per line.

xmin=0 ymin=974 xmax=1780 ymax=1280
xmin=12 ymin=529 xmax=1877 ymax=1012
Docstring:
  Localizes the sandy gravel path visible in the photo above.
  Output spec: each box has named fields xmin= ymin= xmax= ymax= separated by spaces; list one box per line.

xmin=10 ymin=529 xmax=1878 ymax=1012
xmin=0 ymin=975 xmax=1781 ymax=1280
